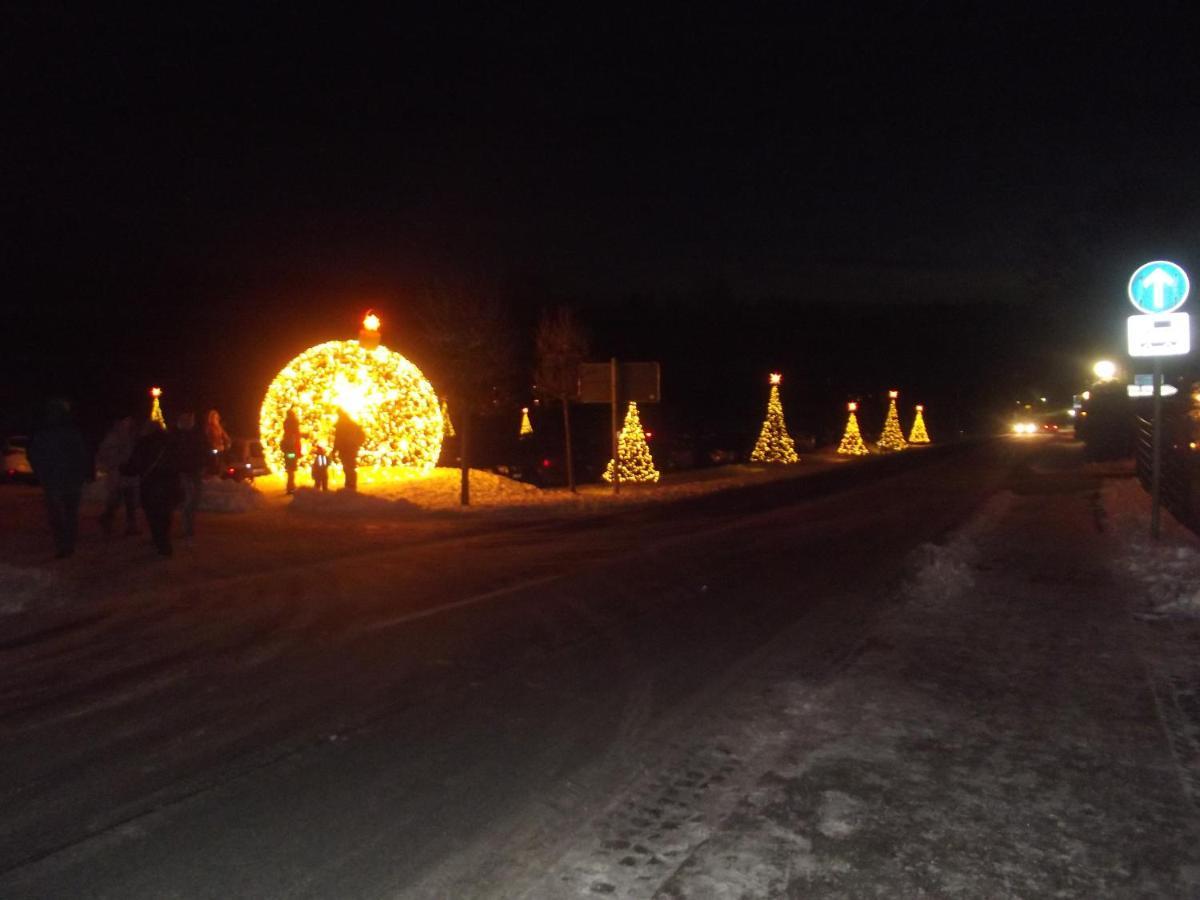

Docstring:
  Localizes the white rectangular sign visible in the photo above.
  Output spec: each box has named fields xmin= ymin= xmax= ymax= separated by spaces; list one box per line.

xmin=1128 ymin=313 xmax=1190 ymax=357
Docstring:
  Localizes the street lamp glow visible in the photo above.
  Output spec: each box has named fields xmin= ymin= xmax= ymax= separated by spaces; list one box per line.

xmin=1093 ymin=360 xmax=1117 ymax=381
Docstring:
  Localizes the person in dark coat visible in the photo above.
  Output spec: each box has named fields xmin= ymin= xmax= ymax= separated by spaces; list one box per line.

xmin=175 ymin=412 xmax=208 ymax=539
xmin=123 ymin=421 xmax=183 ymax=556
xmin=27 ymin=398 xmax=90 ymax=558
xmin=281 ymin=408 xmax=302 ymax=494
xmin=333 ymin=408 xmax=365 ymax=491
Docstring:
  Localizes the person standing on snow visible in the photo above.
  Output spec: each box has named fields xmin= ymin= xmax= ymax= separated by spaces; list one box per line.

xmin=281 ymin=407 xmax=303 ymax=494
xmin=204 ymin=409 xmax=231 ymax=477
xmin=333 ymin=408 xmax=365 ymax=491
xmin=28 ymin=398 xmax=91 ymax=559
xmin=96 ymin=415 xmax=140 ymax=536
xmin=175 ymin=412 xmax=208 ymax=540
xmin=123 ymin=420 xmax=183 ymax=557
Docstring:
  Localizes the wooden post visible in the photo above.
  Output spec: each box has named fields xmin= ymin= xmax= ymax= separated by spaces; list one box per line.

xmin=611 ymin=357 xmax=620 ymax=495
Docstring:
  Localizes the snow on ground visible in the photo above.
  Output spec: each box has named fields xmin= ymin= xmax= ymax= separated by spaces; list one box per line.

xmin=261 ymin=458 xmax=848 ymax=516
xmin=491 ymin=465 xmax=1200 ymax=898
xmin=902 ymin=490 xmax=1014 ymax=607
xmin=0 ymin=563 xmax=62 ymax=615
xmin=84 ymin=474 xmax=263 ymax=513
xmin=1103 ymin=475 xmax=1200 ymax=618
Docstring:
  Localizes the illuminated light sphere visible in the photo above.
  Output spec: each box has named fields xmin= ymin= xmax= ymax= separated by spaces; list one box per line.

xmin=1093 ymin=360 xmax=1117 ymax=381
xmin=769 ymin=372 xmax=783 ymax=385
xmin=259 ymin=321 xmax=443 ymax=476
xmin=363 ymin=311 xmax=381 ymax=332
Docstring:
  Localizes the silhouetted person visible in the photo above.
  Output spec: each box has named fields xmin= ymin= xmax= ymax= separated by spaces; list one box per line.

xmin=96 ymin=415 xmax=140 ymax=536
xmin=204 ymin=409 xmax=231 ymax=477
xmin=311 ymin=444 xmax=330 ymax=491
xmin=123 ymin=420 xmax=183 ymax=557
xmin=28 ymin=399 xmax=90 ymax=558
xmin=176 ymin=412 xmax=208 ymax=539
xmin=282 ymin=408 xmax=302 ymax=494
xmin=333 ymin=408 xmax=365 ymax=491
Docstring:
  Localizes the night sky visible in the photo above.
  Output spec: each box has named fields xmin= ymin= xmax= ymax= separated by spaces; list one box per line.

xmin=6 ymin=7 xmax=1200 ymax=453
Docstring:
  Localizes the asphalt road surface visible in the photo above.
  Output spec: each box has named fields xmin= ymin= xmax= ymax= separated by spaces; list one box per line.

xmin=0 ymin=441 xmax=1118 ymax=897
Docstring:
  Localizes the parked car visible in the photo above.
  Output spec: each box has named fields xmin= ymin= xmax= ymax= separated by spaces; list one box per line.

xmin=222 ymin=438 xmax=269 ymax=481
xmin=2 ymin=435 xmax=34 ymax=483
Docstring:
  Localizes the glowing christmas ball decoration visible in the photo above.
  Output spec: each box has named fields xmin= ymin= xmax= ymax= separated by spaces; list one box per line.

xmin=259 ymin=312 xmax=444 ymax=476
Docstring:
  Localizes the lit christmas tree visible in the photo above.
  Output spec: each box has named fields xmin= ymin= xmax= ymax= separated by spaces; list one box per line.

xmin=603 ymin=401 xmax=660 ymax=484
xmin=441 ymin=399 xmax=455 ymax=438
xmin=837 ymin=402 xmax=870 ymax=456
xmin=908 ymin=404 xmax=930 ymax=444
xmin=877 ymin=390 xmax=908 ymax=452
xmin=149 ymin=386 xmax=166 ymax=430
xmin=519 ymin=406 xmax=533 ymax=438
xmin=750 ymin=373 xmax=799 ymax=464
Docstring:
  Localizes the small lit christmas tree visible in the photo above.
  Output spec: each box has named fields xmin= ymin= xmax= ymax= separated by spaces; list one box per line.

xmin=603 ymin=401 xmax=660 ymax=484
xmin=441 ymin=399 xmax=455 ymax=438
xmin=837 ymin=402 xmax=870 ymax=455
xmin=750 ymin=373 xmax=799 ymax=464
xmin=149 ymin=386 xmax=166 ymax=430
xmin=519 ymin=406 xmax=533 ymax=438
xmin=908 ymin=404 xmax=930 ymax=444
xmin=877 ymin=390 xmax=908 ymax=452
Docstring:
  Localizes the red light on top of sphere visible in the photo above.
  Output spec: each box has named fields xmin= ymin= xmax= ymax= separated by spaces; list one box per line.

xmin=888 ymin=390 xmax=898 ymax=399
xmin=363 ymin=311 xmax=380 ymax=332
xmin=150 ymin=386 xmax=162 ymax=398
xmin=769 ymin=372 xmax=782 ymax=385
xmin=916 ymin=404 xmax=924 ymax=412
xmin=848 ymin=401 xmax=858 ymax=412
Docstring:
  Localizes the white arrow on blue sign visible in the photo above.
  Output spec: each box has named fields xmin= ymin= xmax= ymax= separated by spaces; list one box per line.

xmin=1128 ymin=260 xmax=1190 ymax=314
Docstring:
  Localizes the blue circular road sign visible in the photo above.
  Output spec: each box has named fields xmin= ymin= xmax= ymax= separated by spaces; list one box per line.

xmin=1128 ymin=260 xmax=1190 ymax=314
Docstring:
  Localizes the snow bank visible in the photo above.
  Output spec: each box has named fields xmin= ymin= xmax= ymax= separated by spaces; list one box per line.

xmin=289 ymin=486 xmax=424 ymax=518
xmin=903 ymin=491 xmax=1013 ymax=606
xmin=197 ymin=479 xmax=264 ymax=513
xmin=270 ymin=462 xmax=837 ymax=517
xmin=85 ymin=475 xmax=263 ymax=513
xmin=0 ymin=563 xmax=61 ymax=615
xmin=1103 ymin=476 xmax=1200 ymax=618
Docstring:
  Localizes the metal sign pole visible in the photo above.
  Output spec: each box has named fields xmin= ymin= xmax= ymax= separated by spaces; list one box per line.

xmin=610 ymin=357 xmax=620 ymax=495
xmin=1151 ymin=356 xmax=1163 ymax=539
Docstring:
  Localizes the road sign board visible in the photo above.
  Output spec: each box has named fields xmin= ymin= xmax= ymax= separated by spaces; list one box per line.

xmin=1127 ymin=313 xmax=1190 ymax=357
xmin=1128 ymin=260 xmax=1190 ymax=314
xmin=578 ymin=362 xmax=661 ymax=404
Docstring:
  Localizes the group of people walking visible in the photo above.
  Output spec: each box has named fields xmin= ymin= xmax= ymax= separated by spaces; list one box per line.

xmin=27 ymin=400 xmax=367 ymax=560
xmin=28 ymin=402 xmax=235 ymax=559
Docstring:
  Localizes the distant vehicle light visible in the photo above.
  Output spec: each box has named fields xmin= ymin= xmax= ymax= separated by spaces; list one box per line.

xmin=1011 ymin=422 xmax=1037 ymax=435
